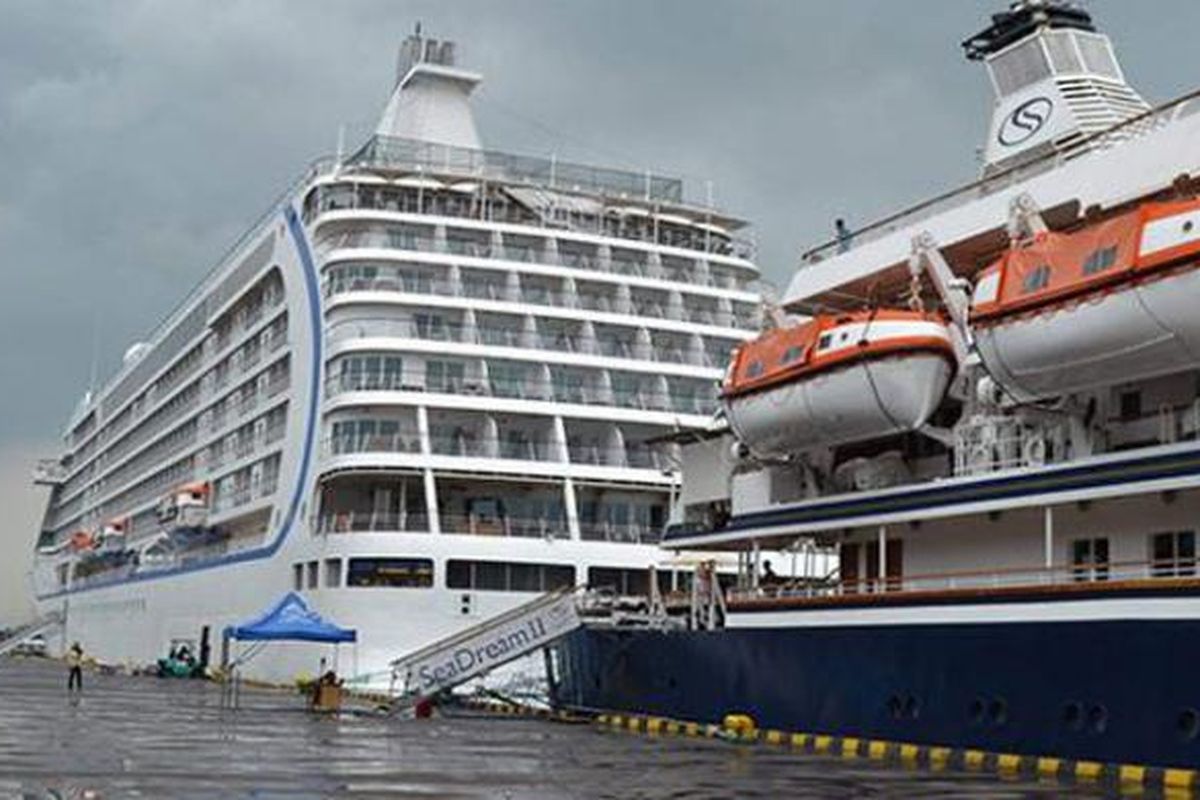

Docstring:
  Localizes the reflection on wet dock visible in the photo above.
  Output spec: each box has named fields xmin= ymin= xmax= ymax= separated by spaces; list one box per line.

xmin=0 ymin=657 xmax=1117 ymax=798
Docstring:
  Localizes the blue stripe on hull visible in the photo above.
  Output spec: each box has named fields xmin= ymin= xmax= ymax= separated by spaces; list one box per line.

xmin=552 ymin=622 xmax=1200 ymax=768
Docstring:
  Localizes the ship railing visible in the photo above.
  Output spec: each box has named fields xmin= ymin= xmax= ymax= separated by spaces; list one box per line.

xmin=313 ymin=225 xmax=759 ymax=288
xmin=577 ymin=521 xmax=664 ymax=545
xmin=800 ymin=86 xmax=1200 ymax=266
xmin=731 ymin=558 xmax=1200 ymax=605
xmin=311 ymin=208 xmax=756 ymax=265
xmin=440 ymin=513 xmax=570 ymax=539
xmin=316 ymin=511 xmax=431 ymax=534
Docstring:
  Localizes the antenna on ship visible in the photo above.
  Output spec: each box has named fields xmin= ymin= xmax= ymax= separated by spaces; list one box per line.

xmin=964 ymin=0 xmax=1149 ymax=175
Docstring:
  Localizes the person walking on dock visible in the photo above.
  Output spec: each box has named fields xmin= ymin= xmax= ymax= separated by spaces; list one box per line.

xmin=66 ymin=642 xmax=84 ymax=694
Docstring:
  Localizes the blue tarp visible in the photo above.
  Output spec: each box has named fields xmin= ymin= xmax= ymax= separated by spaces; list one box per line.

xmin=224 ymin=592 xmax=357 ymax=643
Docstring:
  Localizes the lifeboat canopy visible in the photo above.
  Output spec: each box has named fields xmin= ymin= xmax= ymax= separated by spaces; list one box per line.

xmin=723 ymin=309 xmax=956 ymax=456
xmin=971 ymin=199 xmax=1200 ymax=400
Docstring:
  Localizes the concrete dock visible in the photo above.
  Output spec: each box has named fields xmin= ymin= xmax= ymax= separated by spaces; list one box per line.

xmin=0 ymin=656 xmax=1094 ymax=798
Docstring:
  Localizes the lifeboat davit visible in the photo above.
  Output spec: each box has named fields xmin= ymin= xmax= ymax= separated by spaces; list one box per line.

xmin=972 ymin=199 xmax=1200 ymax=401
xmin=722 ymin=309 xmax=956 ymax=455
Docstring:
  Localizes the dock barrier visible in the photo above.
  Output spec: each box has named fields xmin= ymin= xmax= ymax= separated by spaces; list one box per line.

xmin=587 ymin=711 xmax=1196 ymax=794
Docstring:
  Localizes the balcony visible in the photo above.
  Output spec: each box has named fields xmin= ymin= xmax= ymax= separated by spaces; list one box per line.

xmin=441 ymin=512 xmax=568 ymax=539
xmin=577 ymin=520 xmax=663 ymax=545
xmin=326 ymin=431 xmax=422 ymax=456
xmin=316 ymin=510 xmax=431 ymax=534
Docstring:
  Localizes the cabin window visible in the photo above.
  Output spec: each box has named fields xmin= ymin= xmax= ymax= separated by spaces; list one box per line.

xmin=780 ymin=346 xmax=805 ymax=365
xmin=324 ymin=558 xmax=343 ymax=589
xmin=446 ymin=560 xmax=575 ymax=592
xmin=817 ymin=334 xmax=832 ymax=351
xmin=1151 ymin=531 xmax=1196 ymax=577
xmin=1119 ymin=390 xmax=1142 ymax=421
xmin=1082 ymin=246 xmax=1118 ymax=276
xmin=347 ymin=557 xmax=434 ymax=588
xmin=1021 ymin=264 xmax=1052 ymax=293
xmin=292 ymin=563 xmax=303 ymax=591
xmin=1071 ymin=537 xmax=1110 ymax=582
xmin=588 ymin=567 xmax=649 ymax=596
xmin=745 ymin=361 xmax=765 ymax=379
xmin=306 ymin=561 xmax=319 ymax=590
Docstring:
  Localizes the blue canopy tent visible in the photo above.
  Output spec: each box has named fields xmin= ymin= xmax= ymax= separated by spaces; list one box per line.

xmin=225 ymin=592 xmax=356 ymax=643
xmin=221 ymin=593 xmax=357 ymax=708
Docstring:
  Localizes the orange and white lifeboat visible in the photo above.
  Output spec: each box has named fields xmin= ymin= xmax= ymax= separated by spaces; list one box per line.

xmin=722 ymin=309 xmax=956 ymax=455
xmin=972 ymin=199 xmax=1200 ymax=401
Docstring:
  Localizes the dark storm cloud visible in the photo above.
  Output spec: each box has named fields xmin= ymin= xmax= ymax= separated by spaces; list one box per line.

xmin=0 ymin=0 xmax=1198 ymax=446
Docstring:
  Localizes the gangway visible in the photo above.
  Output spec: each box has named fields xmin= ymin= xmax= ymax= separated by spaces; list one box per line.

xmin=388 ymin=586 xmax=583 ymax=703
xmin=0 ymin=611 xmax=63 ymax=659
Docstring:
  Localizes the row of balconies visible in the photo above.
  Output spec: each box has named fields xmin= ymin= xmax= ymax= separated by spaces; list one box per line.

xmin=324 ymin=361 xmax=718 ymax=417
xmin=304 ymin=181 xmax=756 ymax=264
xmin=323 ymin=261 xmax=759 ymax=329
xmin=324 ymin=315 xmax=735 ymax=375
xmin=60 ymin=302 xmax=287 ymax=492
xmin=49 ymin=361 xmax=291 ymax=534
xmin=312 ymin=220 xmax=756 ymax=292
xmin=323 ymin=412 xmax=677 ymax=472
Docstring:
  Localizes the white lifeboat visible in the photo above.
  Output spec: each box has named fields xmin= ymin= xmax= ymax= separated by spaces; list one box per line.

xmin=972 ymin=199 xmax=1200 ymax=401
xmin=722 ymin=309 xmax=956 ymax=456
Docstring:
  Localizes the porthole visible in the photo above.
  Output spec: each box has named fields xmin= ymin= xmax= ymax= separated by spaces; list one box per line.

xmin=989 ymin=697 xmax=1009 ymax=727
xmin=745 ymin=361 xmax=764 ymax=379
xmin=1062 ymin=701 xmax=1084 ymax=731
xmin=1178 ymin=708 xmax=1200 ymax=741
xmin=1184 ymin=220 xmax=1195 ymax=234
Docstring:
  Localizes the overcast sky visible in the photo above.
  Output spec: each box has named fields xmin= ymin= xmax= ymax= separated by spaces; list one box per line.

xmin=2 ymin=0 xmax=1198 ymax=623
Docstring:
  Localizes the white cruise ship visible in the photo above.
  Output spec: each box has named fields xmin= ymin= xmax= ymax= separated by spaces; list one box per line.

xmin=28 ymin=30 xmax=761 ymax=682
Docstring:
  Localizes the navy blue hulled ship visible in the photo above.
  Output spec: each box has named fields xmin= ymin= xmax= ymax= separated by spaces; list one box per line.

xmin=549 ymin=0 xmax=1200 ymax=770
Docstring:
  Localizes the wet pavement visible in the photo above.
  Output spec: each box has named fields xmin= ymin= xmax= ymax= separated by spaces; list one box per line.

xmin=0 ymin=656 xmax=1119 ymax=798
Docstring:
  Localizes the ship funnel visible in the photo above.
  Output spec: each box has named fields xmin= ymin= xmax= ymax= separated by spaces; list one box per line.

xmin=964 ymin=1 xmax=1149 ymax=175
xmin=375 ymin=26 xmax=483 ymax=150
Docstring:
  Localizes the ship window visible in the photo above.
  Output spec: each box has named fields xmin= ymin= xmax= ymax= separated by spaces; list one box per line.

xmin=324 ymin=558 xmax=343 ymax=589
xmin=1021 ymin=264 xmax=1052 ymax=293
xmin=1151 ymin=531 xmax=1196 ymax=577
xmin=588 ymin=567 xmax=649 ymax=596
xmin=745 ymin=360 xmax=764 ymax=379
xmin=1070 ymin=537 xmax=1109 ymax=582
xmin=817 ymin=334 xmax=832 ymax=351
xmin=347 ymin=557 xmax=433 ymax=588
xmin=446 ymin=560 xmax=575 ymax=592
xmin=990 ymin=37 xmax=1052 ymax=95
xmin=306 ymin=560 xmax=319 ymax=590
xmin=1082 ymin=246 xmax=1118 ymax=275
xmin=780 ymin=346 xmax=805 ymax=365
xmin=292 ymin=563 xmax=303 ymax=591
xmin=1119 ymin=390 xmax=1142 ymax=421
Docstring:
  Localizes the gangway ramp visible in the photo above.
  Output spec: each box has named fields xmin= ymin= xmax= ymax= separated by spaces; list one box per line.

xmin=390 ymin=586 xmax=581 ymax=701
xmin=0 ymin=611 xmax=63 ymax=659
